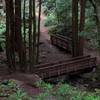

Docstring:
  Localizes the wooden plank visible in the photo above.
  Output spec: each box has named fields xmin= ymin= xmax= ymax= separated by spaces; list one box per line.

xmin=50 ymin=34 xmax=72 ymax=52
xmin=51 ymin=34 xmax=84 ymax=55
xmin=35 ymin=55 xmax=90 ymax=68
xmin=37 ymin=57 xmax=96 ymax=79
xmin=35 ymin=57 xmax=95 ymax=71
xmin=35 ymin=57 xmax=96 ymax=77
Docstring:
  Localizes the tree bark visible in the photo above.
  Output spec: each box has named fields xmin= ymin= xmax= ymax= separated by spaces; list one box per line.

xmin=23 ymin=0 xmax=27 ymax=69
xmin=32 ymin=0 xmax=36 ymax=65
xmin=36 ymin=0 xmax=42 ymax=63
xmin=29 ymin=0 xmax=33 ymax=71
xmin=5 ymin=0 xmax=13 ymax=72
xmin=72 ymin=0 xmax=79 ymax=57
xmin=89 ymin=0 xmax=100 ymax=47
xmin=15 ymin=0 xmax=26 ymax=71
xmin=94 ymin=1 xmax=100 ymax=46
xmin=9 ymin=0 xmax=16 ymax=70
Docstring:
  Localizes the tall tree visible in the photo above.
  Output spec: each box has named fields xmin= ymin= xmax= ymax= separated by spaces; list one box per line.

xmin=93 ymin=1 xmax=100 ymax=47
xmin=15 ymin=0 xmax=26 ymax=71
xmin=32 ymin=0 xmax=37 ymax=67
xmin=5 ymin=0 xmax=13 ymax=72
xmin=29 ymin=0 xmax=33 ymax=71
xmin=80 ymin=0 xmax=85 ymax=32
xmin=9 ymin=0 xmax=16 ymax=70
xmin=89 ymin=0 xmax=100 ymax=47
xmin=23 ymin=0 xmax=27 ymax=69
xmin=36 ymin=0 xmax=42 ymax=63
xmin=5 ymin=0 xmax=40 ymax=72
xmin=5 ymin=0 xmax=16 ymax=72
xmin=72 ymin=0 xmax=79 ymax=57
xmin=78 ymin=0 xmax=86 ymax=56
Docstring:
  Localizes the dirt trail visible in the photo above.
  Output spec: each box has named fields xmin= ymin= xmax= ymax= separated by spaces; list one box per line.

xmin=39 ymin=13 xmax=71 ymax=64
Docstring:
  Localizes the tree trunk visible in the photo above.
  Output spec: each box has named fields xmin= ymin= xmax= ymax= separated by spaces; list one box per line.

xmin=5 ymin=0 xmax=13 ymax=72
xmin=72 ymin=0 xmax=79 ymax=57
xmin=32 ymin=0 xmax=37 ymax=67
xmin=36 ymin=0 xmax=42 ymax=63
xmin=15 ymin=0 xmax=26 ymax=71
xmin=95 ymin=2 xmax=100 ymax=46
xmin=23 ymin=0 xmax=27 ymax=69
xmin=78 ymin=0 xmax=86 ymax=56
xmin=9 ymin=0 xmax=16 ymax=70
xmin=90 ymin=0 xmax=100 ymax=47
xmin=29 ymin=0 xmax=33 ymax=71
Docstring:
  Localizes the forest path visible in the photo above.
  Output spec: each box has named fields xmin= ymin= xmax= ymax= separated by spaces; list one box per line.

xmin=38 ymin=12 xmax=100 ymax=66
xmin=38 ymin=12 xmax=71 ymax=64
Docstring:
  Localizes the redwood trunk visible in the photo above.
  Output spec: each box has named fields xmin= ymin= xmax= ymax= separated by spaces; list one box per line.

xmin=72 ymin=0 xmax=79 ymax=57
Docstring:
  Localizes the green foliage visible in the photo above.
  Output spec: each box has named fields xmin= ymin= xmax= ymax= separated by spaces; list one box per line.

xmin=48 ymin=25 xmax=58 ymax=35
xmin=48 ymin=24 xmax=71 ymax=37
xmin=55 ymin=0 xmax=72 ymax=25
xmin=43 ymin=0 xmax=99 ymax=49
xmin=31 ymin=81 xmax=53 ymax=100
xmin=35 ymin=80 xmax=53 ymax=91
xmin=43 ymin=0 xmax=72 ymax=27
xmin=0 ymin=18 xmax=6 ymax=49
xmin=0 ymin=22 xmax=5 ymax=34
xmin=42 ymin=0 xmax=56 ymax=15
xmin=8 ymin=89 xmax=33 ymax=100
xmin=44 ymin=13 xmax=57 ymax=26
xmin=0 ymin=9 xmax=5 ymax=16
xmin=0 ymin=80 xmax=32 ymax=100
xmin=0 ymin=80 xmax=100 ymax=100
xmin=34 ymin=92 xmax=51 ymax=100
xmin=35 ymin=81 xmax=100 ymax=100
xmin=53 ymin=84 xmax=100 ymax=100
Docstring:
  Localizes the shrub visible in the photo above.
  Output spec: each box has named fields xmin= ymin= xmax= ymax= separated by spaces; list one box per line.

xmin=44 ymin=13 xmax=57 ymax=26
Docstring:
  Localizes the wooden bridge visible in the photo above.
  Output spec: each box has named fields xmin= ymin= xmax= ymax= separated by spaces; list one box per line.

xmin=50 ymin=34 xmax=84 ymax=55
xmin=34 ymin=55 xmax=96 ymax=79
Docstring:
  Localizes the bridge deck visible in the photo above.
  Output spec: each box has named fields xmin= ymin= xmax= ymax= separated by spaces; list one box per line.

xmin=34 ymin=55 xmax=96 ymax=79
